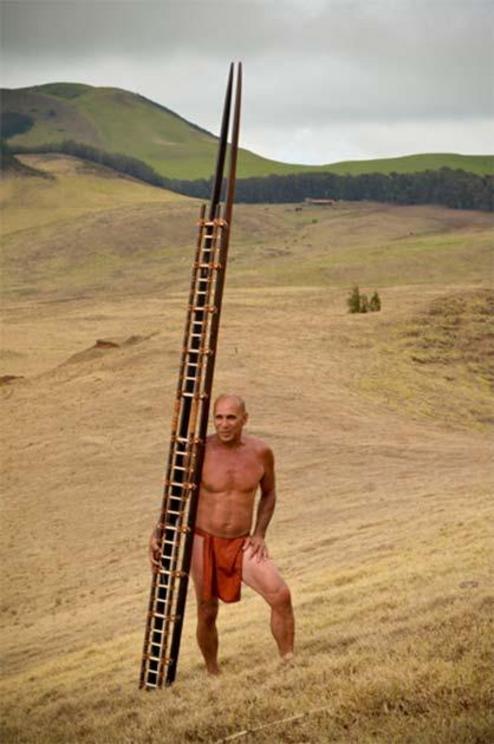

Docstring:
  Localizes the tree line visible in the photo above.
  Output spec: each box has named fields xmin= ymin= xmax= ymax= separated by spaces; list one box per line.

xmin=231 ymin=169 xmax=493 ymax=211
xmin=4 ymin=139 xmax=493 ymax=211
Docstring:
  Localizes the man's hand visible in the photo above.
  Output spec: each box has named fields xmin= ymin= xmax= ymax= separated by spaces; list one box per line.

xmin=149 ymin=529 xmax=161 ymax=573
xmin=243 ymin=534 xmax=269 ymax=562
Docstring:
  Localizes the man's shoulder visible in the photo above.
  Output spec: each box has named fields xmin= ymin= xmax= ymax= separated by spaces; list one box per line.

xmin=244 ymin=435 xmax=273 ymax=458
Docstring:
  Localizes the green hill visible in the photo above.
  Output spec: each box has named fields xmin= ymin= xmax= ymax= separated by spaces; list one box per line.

xmin=2 ymin=83 xmax=493 ymax=179
xmin=2 ymin=83 xmax=299 ymax=180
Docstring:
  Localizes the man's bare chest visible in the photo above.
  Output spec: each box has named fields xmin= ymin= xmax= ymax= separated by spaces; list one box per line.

xmin=201 ymin=449 xmax=264 ymax=493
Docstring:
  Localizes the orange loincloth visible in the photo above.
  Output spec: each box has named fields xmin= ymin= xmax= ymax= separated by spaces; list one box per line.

xmin=195 ymin=527 xmax=247 ymax=603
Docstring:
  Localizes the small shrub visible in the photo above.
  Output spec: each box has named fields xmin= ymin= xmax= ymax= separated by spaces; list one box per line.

xmin=346 ymin=286 xmax=382 ymax=313
xmin=369 ymin=291 xmax=381 ymax=312
xmin=347 ymin=285 xmax=361 ymax=313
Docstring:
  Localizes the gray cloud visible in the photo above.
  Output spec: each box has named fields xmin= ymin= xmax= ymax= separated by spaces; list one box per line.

xmin=1 ymin=0 xmax=493 ymax=162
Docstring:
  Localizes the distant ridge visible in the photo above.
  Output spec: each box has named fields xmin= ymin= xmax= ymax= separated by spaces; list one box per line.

xmin=1 ymin=83 xmax=493 ymax=180
xmin=309 ymin=152 xmax=494 ymax=177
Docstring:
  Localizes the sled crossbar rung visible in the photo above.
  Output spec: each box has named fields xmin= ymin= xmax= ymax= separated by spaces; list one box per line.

xmin=164 ymin=502 xmax=187 ymax=524
xmin=150 ymin=613 xmax=181 ymax=623
xmin=162 ymin=524 xmax=191 ymax=534
xmin=204 ymin=218 xmax=226 ymax=227
xmin=164 ymin=479 xmax=196 ymax=489
xmin=149 ymin=610 xmax=172 ymax=620
xmin=194 ymin=263 xmax=222 ymax=270
xmin=145 ymin=654 xmax=172 ymax=664
xmin=166 ymin=498 xmax=186 ymax=509
xmin=189 ymin=303 xmax=217 ymax=312
xmin=148 ymin=626 xmax=166 ymax=637
xmin=184 ymin=347 xmax=212 ymax=355
xmin=181 ymin=391 xmax=208 ymax=400
xmin=162 ymin=538 xmax=179 ymax=547
xmin=155 ymin=575 xmax=170 ymax=585
xmin=155 ymin=569 xmax=187 ymax=578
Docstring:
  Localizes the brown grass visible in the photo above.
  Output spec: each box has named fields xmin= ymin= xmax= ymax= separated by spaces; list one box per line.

xmin=1 ymin=158 xmax=493 ymax=742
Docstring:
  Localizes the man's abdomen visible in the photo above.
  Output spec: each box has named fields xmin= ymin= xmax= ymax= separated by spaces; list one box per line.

xmin=196 ymin=489 xmax=256 ymax=538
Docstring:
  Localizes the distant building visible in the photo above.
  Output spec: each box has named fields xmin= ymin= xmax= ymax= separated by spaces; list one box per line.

xmin=304 ymin=198 xmax=336 ymax=206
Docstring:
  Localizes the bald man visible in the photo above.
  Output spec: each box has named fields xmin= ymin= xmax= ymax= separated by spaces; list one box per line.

xmin=149 ymin=394 xmax=295 ymax=675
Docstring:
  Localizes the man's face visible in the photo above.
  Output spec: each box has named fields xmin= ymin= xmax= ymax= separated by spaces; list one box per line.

xmin=213 ymin=398 xmax=247 ymax=444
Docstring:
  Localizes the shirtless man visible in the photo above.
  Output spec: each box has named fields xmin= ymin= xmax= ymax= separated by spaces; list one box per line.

xmin=149 ymin=393 xmax=295 ymax=675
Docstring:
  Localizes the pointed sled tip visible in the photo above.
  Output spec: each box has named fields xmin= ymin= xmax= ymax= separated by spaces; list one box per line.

xmin=222 ymin=58 xmax=242 ymax=227
xmin=236 ymin=61 xmax=242 ymax=88
xmin=225 ymin=65 xmax=234 ymax=96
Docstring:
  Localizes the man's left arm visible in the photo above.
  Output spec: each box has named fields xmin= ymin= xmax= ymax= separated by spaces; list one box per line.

xmin=245 ymin=446 xmax=276 ymax=561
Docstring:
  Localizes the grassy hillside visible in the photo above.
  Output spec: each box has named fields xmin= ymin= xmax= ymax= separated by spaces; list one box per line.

xmin=1 ymin=159 xmax=493 ymax=742
xmin=2 ymin=83 xmax=493 ymax=179
xmin=0 ymin=153 xmax=186 ymax=236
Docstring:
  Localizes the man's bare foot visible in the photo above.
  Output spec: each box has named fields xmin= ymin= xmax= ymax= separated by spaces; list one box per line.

xmin=280 ymin=652 xmax=294 ymax=665
xmin=206 ymin=664 xmax=222 ymax=676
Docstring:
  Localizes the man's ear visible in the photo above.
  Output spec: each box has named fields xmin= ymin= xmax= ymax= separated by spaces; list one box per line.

xmin=243 ymin=412 xmax=249 ymax=424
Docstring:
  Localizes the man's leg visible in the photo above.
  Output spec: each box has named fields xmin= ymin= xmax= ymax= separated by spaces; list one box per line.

xmin=190 ymin=533 xmax=221 ymax=675
xmin=242 ymin=548 xmax=295 ymax=659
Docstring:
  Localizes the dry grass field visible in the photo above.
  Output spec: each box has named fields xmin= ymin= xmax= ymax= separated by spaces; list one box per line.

xmin=1 ymin=156 xmax=493 ymax=742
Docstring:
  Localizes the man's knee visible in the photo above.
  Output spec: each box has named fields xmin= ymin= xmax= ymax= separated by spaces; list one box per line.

xmin=268 ymin=585 xmax=292 ymax=611
xmin=197 ymin=599 xmax=219 ymax=625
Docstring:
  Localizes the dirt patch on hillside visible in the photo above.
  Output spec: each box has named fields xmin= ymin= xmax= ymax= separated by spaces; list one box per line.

xmin=0 ymin=374 xmax=24 ymax=386
xmin=17 ymin=153 xmax=142 ymax=181
xmin=62 ymin=333 xmax=154 ymax=366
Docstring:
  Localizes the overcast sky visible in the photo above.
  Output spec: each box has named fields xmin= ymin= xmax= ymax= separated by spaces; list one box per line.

xmin=1 ymin=0 xmax=493 ymax=164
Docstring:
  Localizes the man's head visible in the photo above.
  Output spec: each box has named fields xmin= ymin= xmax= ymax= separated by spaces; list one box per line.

xmin=213 ymin=394 xmax=248 ymax=445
